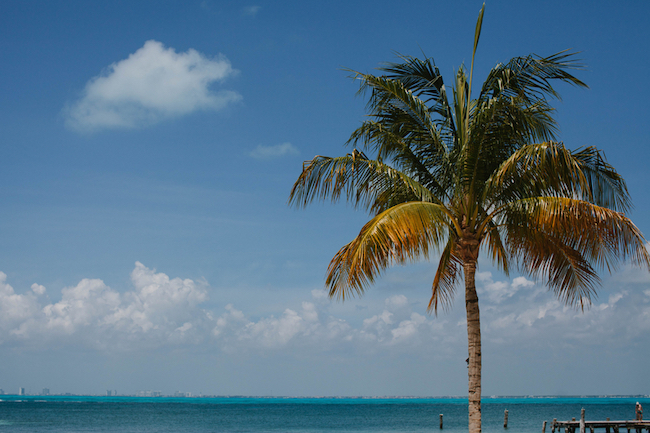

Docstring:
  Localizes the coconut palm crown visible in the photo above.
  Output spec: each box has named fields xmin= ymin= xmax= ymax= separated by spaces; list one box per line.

xmin=289 ymin=6 xmax=650 ymax=433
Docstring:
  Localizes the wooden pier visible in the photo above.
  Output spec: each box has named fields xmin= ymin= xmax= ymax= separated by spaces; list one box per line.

xmin=550 ymin=409 xmax=649 ymax=433
xmin=551 ymin=419 xmax=650 ymax=433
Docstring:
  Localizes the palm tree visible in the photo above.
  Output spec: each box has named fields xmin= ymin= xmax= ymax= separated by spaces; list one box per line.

xmin=289 ymin=6 xmax=649 ymax=433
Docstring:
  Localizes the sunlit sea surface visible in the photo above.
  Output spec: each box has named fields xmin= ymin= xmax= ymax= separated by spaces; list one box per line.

xmin=0 ymin=396 xmax=647 ymax=433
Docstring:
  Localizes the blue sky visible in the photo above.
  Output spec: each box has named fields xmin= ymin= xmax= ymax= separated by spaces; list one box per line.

xmin=1 ymin=0 xmax=649 ymax=397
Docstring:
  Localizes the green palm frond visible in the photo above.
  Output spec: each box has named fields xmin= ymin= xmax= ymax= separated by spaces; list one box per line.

xmin=572 ymin=146 xmax=631 ymax=211
xmin=326 ymin=202 xmax=453 ymax=300
xmin=377 ymin=55 xmax=449 ymax=106
xmin=453 ymin=67 xmax=470 ymax=149
xmin=479 ymin=50 xmax=587 ymax=104
xmin=347 ymin=121 xmax=451 ymax=200
xmin=288 ymin=152 xmax=439 ymax=211
xmin=375 ymin=55 xmax=457 ymax=140
xmin=351 ymin=72 xmax=455 ymax=151
xmin=483 ymin=142 xmax=589 ymax=209
xmin=355 ymin=74 xmax=436 ymax=130
xmin=464 ymin=98 xmax=558 ymax=201
xmin=482 ymin=142 xmax=632 ymax=214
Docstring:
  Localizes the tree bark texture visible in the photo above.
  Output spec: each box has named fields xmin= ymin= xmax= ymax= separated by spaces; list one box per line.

xmin=464 ymin=261 xmax=482 ymax=433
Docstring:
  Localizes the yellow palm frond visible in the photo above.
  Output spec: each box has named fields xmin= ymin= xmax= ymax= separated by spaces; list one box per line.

xmin=326 ymin=202 xmax=453 ymax=300
xmin=502 ymin=196 xmax=650 ymax=307
xmin=428 ymin=237 xmax=461 ymax=313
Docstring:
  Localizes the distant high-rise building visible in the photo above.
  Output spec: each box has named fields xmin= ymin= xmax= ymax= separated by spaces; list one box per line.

xmin=106 ymin=390 xmax=113 ymax=396
xmin=0 ymin=389 xmax=4 ymax=395
xmin=42 ymin=388 xmax=50 ymax=396
xmin=18 ymin=387 xmax=25 ymax=396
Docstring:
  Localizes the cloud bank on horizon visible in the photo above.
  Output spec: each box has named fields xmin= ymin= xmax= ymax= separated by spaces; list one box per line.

xmin=64 ymin=40 xmax=241 ymax=132
xmin=1 ymin=262 xmax=648 ymax=355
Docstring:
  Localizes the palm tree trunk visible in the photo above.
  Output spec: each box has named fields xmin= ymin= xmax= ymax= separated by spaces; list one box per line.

xmin=464 ymin=260 xmax=482 ymax=433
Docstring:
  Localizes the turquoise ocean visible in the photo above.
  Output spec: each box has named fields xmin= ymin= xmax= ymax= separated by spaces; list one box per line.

xmin=0 ymin=396 xmax=648 ymax=433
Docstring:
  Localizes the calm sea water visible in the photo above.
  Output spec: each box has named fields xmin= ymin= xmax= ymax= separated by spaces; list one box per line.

xmin=0 ymin=396 xmax=647 ymax=433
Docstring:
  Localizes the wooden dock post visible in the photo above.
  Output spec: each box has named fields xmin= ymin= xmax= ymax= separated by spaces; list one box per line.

xmin=581 ymin=408 xmax=586 ymax=433
xmin=440 ymin=414 xmax=443 ymax=429
xmin=543 ymin=420 xmax=547 ymax=433
xmin=504 ymin=410 xmax=509 ymax=428
xmin=606 ymin=418 xmax=611 ymax=433
xmin=552 ymin=418 xmax=557 ymax=433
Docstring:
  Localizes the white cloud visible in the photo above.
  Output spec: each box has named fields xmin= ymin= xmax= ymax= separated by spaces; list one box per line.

xmin=243 ymin=6 xmax=261 ymax=16
xmin=477 ymin=272 xmax=534 ymax=304
xmin=310 ymin=288 xmax=329 ymax=302
xmin=385 ymin=294 xmax=408 ymax=310
xmin=248 ymin=142 xmax=299 ymax=159
xmin=391 ymin=313 xmax=427 ymax=342
xmin=2 ymin=264 xmax=650 ymax=359
xmin=512 ymin=276 xmax=535 ymax=289
xmin=2 ymin=265 xmax=449 ymax=353
xmin=43 ymin=278 xmax=120 ymax=335
xmin=65 ymin=40 xmax=241 ymax=132
xmin=0 ymin=272 xmax=41 ymax=342
xmin=30 ymin=283 xmax=46 ymax=296
xmin=1 ymin=263 xmax=210 ymax=349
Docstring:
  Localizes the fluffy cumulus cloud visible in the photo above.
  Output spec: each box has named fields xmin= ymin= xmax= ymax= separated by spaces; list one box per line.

xmin=65 ymin=40 xmax=241 ymax=132
xmin=477 ymin=272 xmax=534 ymax=304
xmin=1 ymin=264 xmax=649 ymax=355
xmin=475 ymin=269 xmax=650 ymax=348
xmin=248 ymin=142 xmax=299 ymax=159
xmin=0 ymin=272 xmax=42 ymax=343
xmin=0 ymin=263 xmax=210 ymax=349
xmin=211 ymin=293 xmax=445 ymax=354
xmin=0 ymin=265 xmax=451 ymax=353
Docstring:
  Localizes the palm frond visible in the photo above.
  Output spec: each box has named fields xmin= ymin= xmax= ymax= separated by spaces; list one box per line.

xmin=351 ymin=72 xmax=456 ymax=151
xmin=288 ymin=152 xmax=439 ymax=211
xmin=428 ymin=237 xmax=461 ymax=313
xmin=482 ymin=219 xmax=510 ymax=275
xmin=502 ymin=196 xmax=650 ymax=307
xmin=326 ymin=202 xmax=453 ymax=299
xmin=373 ymin=55 xmax=457 ymax=140
xmin=464 ymin=98 xmax=559 ymax=201
xmin=510 ymin=227 xmax=599 ymax=308
xmin=376 ymin=55 xmax=449 ymax=106
xmin=479 ymin=50 xmax=588 ymax=105
xmin=572 ymin=146 xmax=631 ymax=211
xmin=482 ymin=142 xmax=632 ymax=213
xmin=347 ymin=121 xmax=451 ymax=200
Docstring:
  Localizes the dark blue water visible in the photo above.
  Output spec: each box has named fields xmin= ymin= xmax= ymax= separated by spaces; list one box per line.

xmin=0 ymin=396 xmax=647 ymax=432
